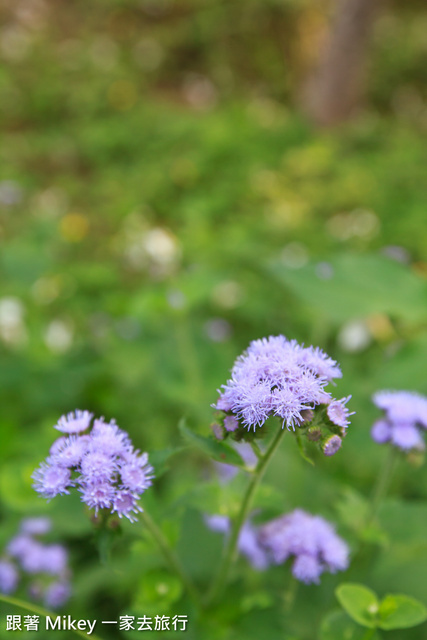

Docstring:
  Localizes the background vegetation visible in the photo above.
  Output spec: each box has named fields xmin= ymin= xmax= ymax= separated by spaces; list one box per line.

xmin=0 ymin=0 xmax=426 ymax=637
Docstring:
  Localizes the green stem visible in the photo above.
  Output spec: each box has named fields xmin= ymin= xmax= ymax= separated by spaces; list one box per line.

xmin=93 ymin=509 xmax=116 ymax=566
xmin=366 ymin=446 xmax=398 ymax=526
xmin=175 ymin=314 xmax=204 ymax=406
xmin=205 ymin=423 xmax=287 ymax=606
xmin=283 ymin=575 xmax=298 ymax=612
xmin=0 ymin=594 xmax=103 ymax=640
xmin=362 ymin=627 xmax=378 ymax=640
xmin=250 ymin=440 xmax=263 ymax=460
xmin=140 ymin=509 xmax=202 ymax=608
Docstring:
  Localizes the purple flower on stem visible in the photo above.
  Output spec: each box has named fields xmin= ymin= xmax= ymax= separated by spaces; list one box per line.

xmin=390 ymin=424 xmax=424 ymax=451
xmin=204 ymin=514 xmax=269 ymax=571
xmin=79 ymin=481 xmax=116 ymax=513
xmin=89 ymin=419 xmax=131 ymax=457
xmin=44 ymin=581 xmax=71 ymax=608
xmin=33 ymin=411 xmax=154 ymax=522
xmin=7 ymin=535 xmax=35 ymax=560
xmin=371 ymin=390 xmax=427 ymax=451
xmin=119 ymin=452 xmax=154 ymax=493
xmin=52 ymin=436 xmax=89 ymax=468
xmin=322 ymin=435 xmax=342 ymax=457
xmin=1 ymin=518 xmax=71 ymax=607
xmin=292 ymin=554 xmax=323 ymax=584
xmin=20 ymin=518 xmax=51 ymax=536
xmin=371 ymin=419 xmax=392 ymax=444
xmin=112 ymin=490 xmax=143 ymax=523
xmin=32 ymin=463 xmax=71 ymax=499
xmin=214 ymin=335 xmax=349 ymax=432
xmin=80 ymin=450 xmax=117 ymax=483
xmin=41 ymin=545 xmax=68 ymax=575
xmin=224 ymin=416 xmax=239 ymax=432
xmin=238 ymin=521 xmax=270 ymax=570
xmin=327 ymin=396 xmax=354 ymax=429
xmin=19 ymin=541 xmax=46 ymax=574
xmin=295 ymin=345 xmax=343 ymax=381
xmin=373 ymin=390 xmax=427 ymax=428
xmin=0 ymin=560 xmax=19 ymax=594
xmin=259 ymin=509 xmax=349 ymax=584
xmin=54 ymin=410 xmax=93 ymax=434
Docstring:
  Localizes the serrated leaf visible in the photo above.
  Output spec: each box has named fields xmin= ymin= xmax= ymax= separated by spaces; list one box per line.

xmin=335 ymin=583 xmax=379 ymax=628
xmin=378 ymin=594 xmax=427 ymax=630
xmin=178 ymin=420 xmax=247 ymax=468
xmin=320 ymin=609 xmax=381 ymax=640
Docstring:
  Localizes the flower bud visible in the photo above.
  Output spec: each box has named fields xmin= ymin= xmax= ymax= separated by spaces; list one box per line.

xmin=307 ymin=427 xmax=322 ymax=442
xmin=322 ymin=435 xmax=342 ymax=457
xmin=211 ymin=423 xmax=224 ymax=440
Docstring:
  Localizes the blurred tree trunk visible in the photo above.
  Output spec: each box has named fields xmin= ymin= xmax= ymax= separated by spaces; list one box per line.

xmin=302 ymin=0 xmax=380 ymax=126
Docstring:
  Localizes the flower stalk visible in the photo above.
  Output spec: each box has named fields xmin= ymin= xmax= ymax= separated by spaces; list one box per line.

xmin=205 ymin=422 xmax=287 ymax=606
xmin=366 ymin=445 xmax=398 ymax=527
xmin=140 ymin=509 xmax=202 ymax=608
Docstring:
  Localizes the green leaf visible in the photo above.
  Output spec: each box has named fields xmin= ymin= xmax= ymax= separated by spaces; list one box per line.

xmin=320 ymin=610 xmax=381 ymax=640
xmin=335 ymin=488 xmax=388 ymax=546
xmin=335 ymin=488 xmax=369 ymax=532
xmin=136 ymin=569 xmax=183 ymax=606
xmin=241 ymin=591 xmax=274 ymax=613
xmin=335 ymin=583 xmax=379 ymax=628
xmin=378 ymin=594 xmax=427 ymax=630
xmin=178 ymin=420 xmax=247 ymax=468
xmin=269 ymin=253 xmax=427 ymax=324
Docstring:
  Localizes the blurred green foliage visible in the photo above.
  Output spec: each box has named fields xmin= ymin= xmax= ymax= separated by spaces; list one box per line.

xmin=0 ymin=0 xmax=427 ymax=638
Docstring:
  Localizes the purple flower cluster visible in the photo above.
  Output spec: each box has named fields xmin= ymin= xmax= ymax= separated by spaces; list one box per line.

xmin=215 ymin=336 xmax=352 ymax=432
xmin=33 ymin=411 xmax=154 ymax=522
xmin=204 ymin=515 xmax=270 ymax=570
xmin=259 ymin=509 xmax=349 ymax=584
xmin=206 ymin=509 xmax=349 ymax=584
xmin=371 ymin=390 xmax=427 ymax=451
xmin=0 ymin=518 xmax=71 ymax=608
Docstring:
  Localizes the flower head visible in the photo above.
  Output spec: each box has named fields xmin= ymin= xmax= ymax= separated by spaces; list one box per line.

xmin=51 ymin=436 xmax=89 ymax=468
xmin=79 ymin=481 xmax=116 ymax=513
xmin=0 ymin=560 xmax=19 ymax=594
xmin=112 ymin=490 xmax=143 ymax=523
xmin=327 ymin=396 xmax=354 ymax=429
xmin=214 ymin=335 xmax=348 ymax=432
xmin=54 ymin=410 xmax=93 ymax=434
xmin=259 ymin=509 xmax=349 ymax=584
xmin=373 ymin=390 xmax=427 ymax=428
xmin=224 ymin=415 xmax=239 ymax=432
xmin=33 ymin=412 xmax=154 ymax=523
xmin=204 ymin=514 xmax=270 ymax=571
xmin=20 ymin=518 xmax=51 ymax=537
xmin=44 ymin=581 xmax=71 ymax=608
xmin=41 ymin=545 xmax=68 ymax=575
xmin=371 ymin=390 xmax=427 ymax=451
xmin=119 ymin=452 xmax=154 ymax=493
xmin=89 ymin=419 xmax=131 ymax=457
xmin=1 ymin=517 xmax=71 ymax=607
xmin=32 ymin=463 xmax=72 ymax=499
xmin=322 ymin=435 xmax=342 ymax=457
